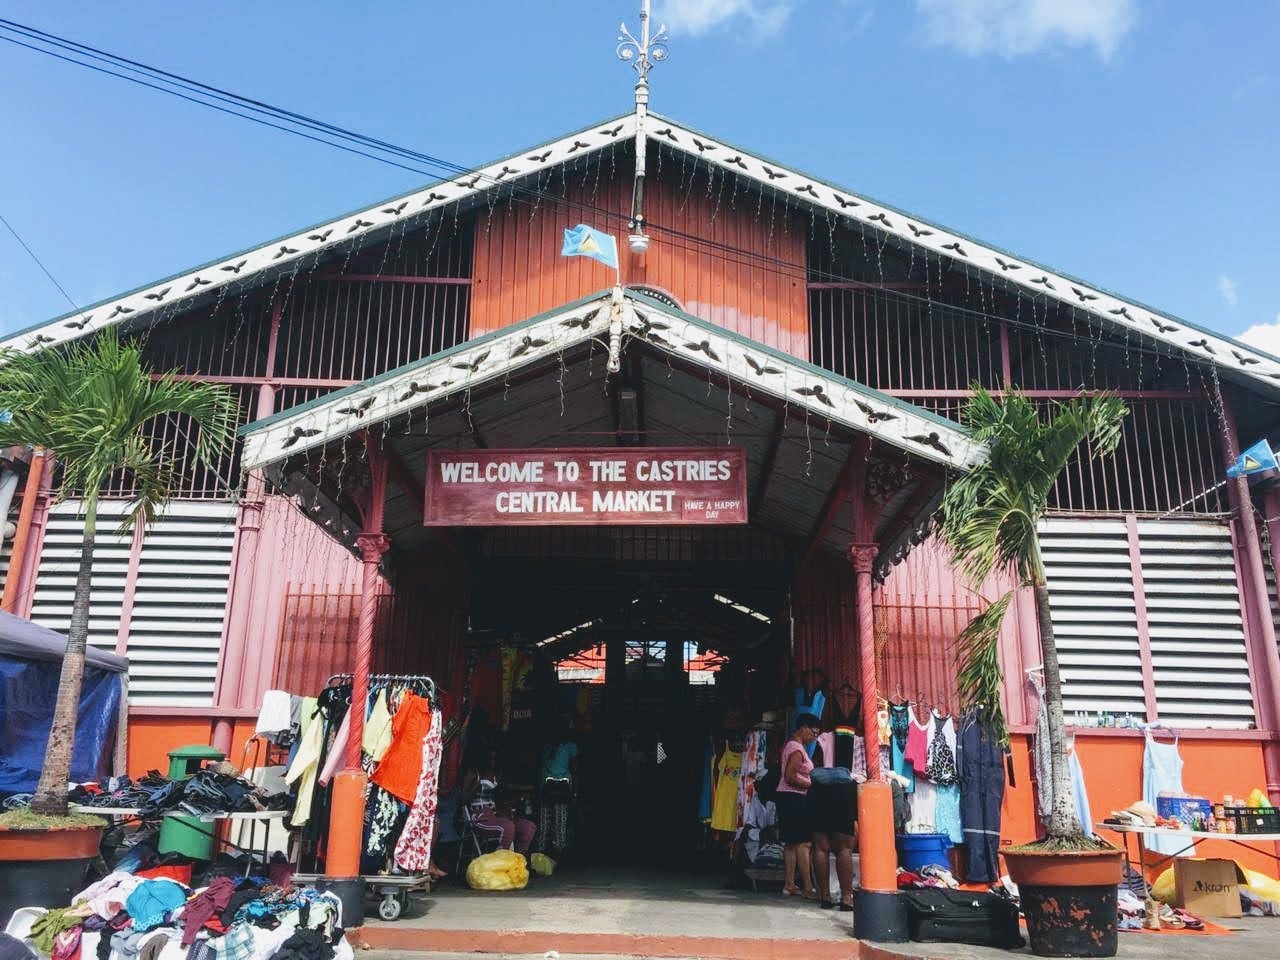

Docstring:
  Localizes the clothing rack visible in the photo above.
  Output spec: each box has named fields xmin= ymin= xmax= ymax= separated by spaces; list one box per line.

xmin=324 ymin=672 xmax=441 ymax=699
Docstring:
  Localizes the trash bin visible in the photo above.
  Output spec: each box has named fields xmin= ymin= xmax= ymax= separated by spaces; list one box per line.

xmin=157 ymin=745 xmax=226 ymax=859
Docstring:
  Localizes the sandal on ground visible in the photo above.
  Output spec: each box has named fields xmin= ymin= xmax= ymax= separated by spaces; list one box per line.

xmin=820 ymin=900 xmax=836 ymax=910
xmin=781 ymin=885 xmax=800 ymax=897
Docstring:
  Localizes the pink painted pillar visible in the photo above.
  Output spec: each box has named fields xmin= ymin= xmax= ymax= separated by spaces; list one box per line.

xmin=211 ymin=302 xmax=281 ymax=753
xmin=1219 ymin=402 xmax=1280 ymax=799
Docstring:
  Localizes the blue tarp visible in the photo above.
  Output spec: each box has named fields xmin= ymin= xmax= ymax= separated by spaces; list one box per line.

xmin=0 ymin=611 xmax=126 ymax=794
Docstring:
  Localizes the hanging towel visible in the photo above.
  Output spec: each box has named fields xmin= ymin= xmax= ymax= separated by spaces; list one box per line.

xmin=1068 ymin=748 xmax=1092 ymax=836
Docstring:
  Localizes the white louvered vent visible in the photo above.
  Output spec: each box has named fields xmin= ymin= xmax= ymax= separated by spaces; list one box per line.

xmin=29 ymin=501 xmax=134 ymax=656
xmin=1039 ymin=518 xmax=1146 ymax=718
xmin=30 ymin=500 xmax=236 ymax=707
xmin=1137 ymin=521 xmax=1254 ymax=729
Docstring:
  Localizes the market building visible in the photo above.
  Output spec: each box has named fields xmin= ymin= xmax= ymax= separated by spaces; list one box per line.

xmin=3 ymin=13 xmax=1280 ymax=893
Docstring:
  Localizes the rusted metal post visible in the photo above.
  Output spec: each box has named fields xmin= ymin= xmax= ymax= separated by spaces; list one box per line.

xmin=1 ymin=447 xmax=47 ymax=612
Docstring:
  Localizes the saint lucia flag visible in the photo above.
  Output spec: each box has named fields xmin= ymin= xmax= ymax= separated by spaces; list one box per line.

xmin=1227 ymin=439 xmax=1278 ymax=478
xmin=561 ymin=224 xmax=619 ymax=269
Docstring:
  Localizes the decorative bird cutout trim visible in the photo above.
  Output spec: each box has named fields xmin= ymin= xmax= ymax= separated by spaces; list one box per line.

xmin=398 ymin=379 xmax=451 ymax=401
xmin=107 ymin=305 xmax=135 ymax=319
xmin=28 ymin=334 xmax=55 ymax=347
xmin=347 ymin=219 xmax=374 ymax=234
xmin=1150 ymin=317 xmax=1179 ymax=333
xmin=744 ymin=355 xmax=783 ymax=377
xmin=144 ymin=287 xmax=171 ymax=302
xmin=853 ymin=400 xmax=899 ymax=423
xmin=528 ymin=150 xmax=552 ymax=162
xmin=995 ymin=257 xmax=1020 ymax=272
xmin=382 ymin=201 xmax=409 ymax=215
xmin=1072 ymin=286 xmax=1098 ymax=302
xmin=337 ymin=397 xmax=376 ymax=418
xmin=762 ymin=166 xmax=787 ymax=180
xmin=907 ymin=223 xmax=932 ymax=237
xmin=692 ymin=138 xmax=716 ymax=153
xmin=682 ymin=339 xmax=721 ymax=362
xmin=64 ymin=316 xmax=93 ymax=330
xmin=510 ymin=335 xmax=550 ymax=358
xmin=1187 ymin=338 xmax=1215 ymax=354
xmin=560 ymin=315 xmax=593 ymax=330
xmin=941 ymin=241 xmax=967 ymax=257
xmin=794 ymin=384 xmax=834 ymax=407
xmin=904 ymin=432 xmax=952 ymax=456
xmin=833 ymin=194 xmax=859 ymax=209
xmin=868 ymin=212 xmax=892 ymax=227
xmin=1233 ymin=351 xmax=1260 ymax=366
xmin=725 ymin=156 xmax=748 ymax=169
xmin=599 ymin=124 xmax=625 ymax=137
xmin=308 ymin=231 xmax=333 ymax=243
xmin=452 ymin=350 xmax=491 ymax=373
xmin=1030 ymin=276 xmax=1055 ymax=289
xmin=185 ymin=277 xmax=211 ymax=292
xmin=221 ymin=259 xmax=249 ymax=273
xmin=566 ymin=141 xmax=592 ymax=153
xmin=273 ymin=245 xmax=299 ymax=260
xmin=281 ymin=426 xmax=322 ymax=448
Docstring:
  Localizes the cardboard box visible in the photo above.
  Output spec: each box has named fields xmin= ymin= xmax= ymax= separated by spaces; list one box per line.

xmin=1173 ymin=858 xmax=1245 ymax=918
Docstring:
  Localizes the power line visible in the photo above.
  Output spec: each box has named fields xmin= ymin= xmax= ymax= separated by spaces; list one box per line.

xmin=0 ymin=211 xmax=81 ymax=315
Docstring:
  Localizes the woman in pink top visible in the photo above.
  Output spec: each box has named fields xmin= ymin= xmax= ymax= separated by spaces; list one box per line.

xmin=777 ymin=712 xmax=820 ymax=899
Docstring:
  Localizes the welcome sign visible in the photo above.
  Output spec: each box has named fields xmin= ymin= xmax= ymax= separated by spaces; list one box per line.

xmin=424 ymin=447 xmax=748 ymax=526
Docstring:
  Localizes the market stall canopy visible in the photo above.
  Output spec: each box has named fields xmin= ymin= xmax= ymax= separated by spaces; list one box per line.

xmin=0 ymin=609 xmax=128 ymax=672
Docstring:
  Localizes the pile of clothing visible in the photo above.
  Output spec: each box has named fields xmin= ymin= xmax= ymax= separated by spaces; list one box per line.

xmin=896 ymin=864 xmax=961 ymax=890
xmin=5 ymin=873 xmax=350 ymax=960
xmin=71 ymin=771 xmax=290 ymax=818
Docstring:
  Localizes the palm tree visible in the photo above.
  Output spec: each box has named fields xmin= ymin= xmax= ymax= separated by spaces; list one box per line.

xmin=0 ymin=331 xmax=236 ymax=816
xmin=939 ymin=387 xmax=1127 ymax=841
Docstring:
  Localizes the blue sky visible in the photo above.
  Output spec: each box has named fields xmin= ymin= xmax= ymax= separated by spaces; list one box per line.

xmin=1 ymin=1 xmax=1277 ymax=350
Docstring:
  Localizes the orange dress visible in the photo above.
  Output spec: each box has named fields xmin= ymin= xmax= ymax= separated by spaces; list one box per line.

xmin=370 ymin=692 xmax=433 ymax=803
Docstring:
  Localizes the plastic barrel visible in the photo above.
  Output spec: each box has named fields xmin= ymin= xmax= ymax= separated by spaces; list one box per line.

xmin=895 ymin=833 xmax=952 ymax=872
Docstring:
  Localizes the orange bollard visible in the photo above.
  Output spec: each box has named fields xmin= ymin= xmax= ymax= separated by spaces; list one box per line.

xmin=857 ymin=781 xmax=898 ymax=892
xmin=326 ymin=770 xmax=368 ymax=878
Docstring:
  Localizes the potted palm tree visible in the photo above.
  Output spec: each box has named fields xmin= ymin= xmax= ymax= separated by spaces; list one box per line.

xmin=939 ymin=387 xmax=1128 ymax=958
xmin=0 ymin=331 xmax=235 ymax=913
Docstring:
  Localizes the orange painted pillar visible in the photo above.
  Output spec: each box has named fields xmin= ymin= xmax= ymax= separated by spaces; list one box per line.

xmin=852 ymin=541 xmax=906 ymax=941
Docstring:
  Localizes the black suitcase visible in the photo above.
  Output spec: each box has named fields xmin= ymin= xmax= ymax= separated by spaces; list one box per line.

xmin=902 ymin=888 xmax=1025 ymax=948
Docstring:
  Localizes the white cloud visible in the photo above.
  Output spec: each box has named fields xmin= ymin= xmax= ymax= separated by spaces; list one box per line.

xmin=656 ymin=1 xmax=794 ymax=38
xmin=1218 ymin=273 xmax=1239 ymax=307
xmin=914 ymin=0 xmax=1136 ymax=60
xmin=1237 ymin=315 xmax=1280 ymax=359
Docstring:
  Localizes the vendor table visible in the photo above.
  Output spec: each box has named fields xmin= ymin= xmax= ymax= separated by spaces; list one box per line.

xmin=70 ymin=805 xmax=287 ymax=874
xmin=1096 ymin=821 xmax=1280 ymax=900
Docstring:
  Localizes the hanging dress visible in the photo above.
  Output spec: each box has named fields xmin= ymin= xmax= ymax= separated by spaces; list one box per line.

xmin=1142 ymin=728 xmax=1185 ymax=856
xmin=710 ymin=748 xmax=744 ymax=832
xmin=394 ymin=707 xmax=445 ymax=871
xmin=888 ymin=703 xmax=915 ymax=794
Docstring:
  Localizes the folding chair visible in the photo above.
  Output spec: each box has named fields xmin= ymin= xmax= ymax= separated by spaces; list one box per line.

xmin=456 ymin=805 xmax=505 ymax=877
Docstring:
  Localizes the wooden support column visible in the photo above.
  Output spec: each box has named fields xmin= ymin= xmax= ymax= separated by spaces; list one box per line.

xmin=1219 ymin=400 xmax=1280 ymax=798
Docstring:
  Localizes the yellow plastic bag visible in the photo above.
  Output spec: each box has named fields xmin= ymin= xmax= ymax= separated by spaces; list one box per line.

xmin=466 ymin=849 xmax=529 ymax=891
xmin=530 ymin=852 xmax=556 ymax=877
xmin=1151 ymin=867 xmax=1176 ymax=904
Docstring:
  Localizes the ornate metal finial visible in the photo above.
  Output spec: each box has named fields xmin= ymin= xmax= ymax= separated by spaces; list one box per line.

xmin=618 ymin=0 xmax=669 ymax=92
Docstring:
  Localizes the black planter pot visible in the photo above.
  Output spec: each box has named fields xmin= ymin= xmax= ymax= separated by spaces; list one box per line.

xmin=1020 ymin=884 xmax=1119 ymax=958
xmin=1004 ymin=849 xmax=1124 ymax=958
xmin=0 ymin=857 xmax=95 ymax=926
xmin=0 ymin=825 xmax=104 ymax=926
